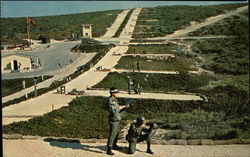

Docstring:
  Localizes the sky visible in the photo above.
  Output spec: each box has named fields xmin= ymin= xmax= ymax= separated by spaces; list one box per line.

xmin=1 ymin=1 xmax=248 ymax=18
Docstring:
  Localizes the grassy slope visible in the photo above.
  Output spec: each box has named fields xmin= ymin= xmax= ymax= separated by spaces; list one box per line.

xmin=1 ymin=10 xmax=121 ymax=44
xmin=93 ymin=72 xmax=214 ymax=93
xmin=115 ymin=55 xmax=197 ymax=71
xmin=2 ymin=76 xmax=53 ymax=97
xmin=133 ymin=3 xmax=248 ymax=38
xmin=3 ymin=96 xmax=250 ymax=139
xmin=126 ymin=44 xmax=185 ymax=54
xmin=2 ymin=4 xmax=249 ymax=140
xmin=189 ymin=9 xmax=249 ymax=92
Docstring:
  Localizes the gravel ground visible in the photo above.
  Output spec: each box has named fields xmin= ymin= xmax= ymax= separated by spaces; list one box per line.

xmin=3 ymin=140 xmax=250 ymax=157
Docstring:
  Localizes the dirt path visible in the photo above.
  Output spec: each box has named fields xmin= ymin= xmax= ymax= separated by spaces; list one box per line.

xmin=2 ymin=9 xmax=131 ymax=103
xmin=111 ymin=68 xmax=200 ymax=74
xmin=2 ymin=8 xmax=142 ymax=125
xmin=147 ymin=6 xmax=248 ymax=40
xmin=84 ymin=90 xmax=202 ymax=100
xmin=2 ymin=52 xmax=96 ymax=103
xmin=103 ymin=10 xmax=129 ymax=38
xmin=3 ymin=139 xmax=250 ymax=157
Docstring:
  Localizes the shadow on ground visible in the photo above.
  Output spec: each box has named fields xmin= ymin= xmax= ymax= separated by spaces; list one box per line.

xmin=44 ymin=140 xmax=106 ymax=154
xmin=43 ymin=138 xmax=142 ymax=155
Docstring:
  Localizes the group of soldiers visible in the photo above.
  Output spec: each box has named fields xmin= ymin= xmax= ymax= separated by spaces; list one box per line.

xmin=128 ymin=77 xmax=142 ymax=95
xmin=107 ymin=87 xmax=154 ymax=155
xmin=133 ymin=61 xmax=140 ymax=72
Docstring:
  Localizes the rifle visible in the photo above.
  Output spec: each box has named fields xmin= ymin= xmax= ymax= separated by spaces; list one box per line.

xmin=145 ymin=122 xmax=169 ymax=129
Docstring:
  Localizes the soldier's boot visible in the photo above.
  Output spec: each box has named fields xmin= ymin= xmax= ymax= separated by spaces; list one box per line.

xmin=146 ymin=144 xmax=154 ymax=154
xmin=107 ymin=147 xmax=115 ymax=155
xmin=146 ymin=148 xmax=154 ymax=154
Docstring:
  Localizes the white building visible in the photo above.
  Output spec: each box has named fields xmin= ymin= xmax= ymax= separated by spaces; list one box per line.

xmin=1 ymin=53 xmax=39 ymax=72
xmin=82 ymin=24 xmax=93 ymax=38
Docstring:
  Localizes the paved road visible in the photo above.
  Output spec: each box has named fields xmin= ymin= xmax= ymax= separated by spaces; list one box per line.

xmin=2 ymin=41 xmax=84 ymax=79
xmin=2 ymin=9 xmax=130 ymax=102
xmin=103 ymin=10 xmax=129 ymax=37
xmin=3 ymin=139 xmax=250 ymax=157
xmin=2 ymin=52 xmax=96 ymax=103
xmin=2 ymin=8 xmax=143 ymax=125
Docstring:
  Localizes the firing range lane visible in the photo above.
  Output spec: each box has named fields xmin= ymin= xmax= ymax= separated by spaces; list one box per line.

xmin=2 ymin=41 xmax=84 ymax=79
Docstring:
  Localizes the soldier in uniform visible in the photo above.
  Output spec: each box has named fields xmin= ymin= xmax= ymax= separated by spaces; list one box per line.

xmin=137 ymin=61 xmax=140 ymax=72
xmin=107 ymin=87 xmax=130 ymax=155
xmin=126 ymin=116 xmax=154 ymax=154
xmin=128 ymin=77 xmax=133 ymax=94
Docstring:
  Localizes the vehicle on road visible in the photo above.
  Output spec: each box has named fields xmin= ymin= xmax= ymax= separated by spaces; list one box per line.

xmin=67 ymin=88 xmax=85 ymax=95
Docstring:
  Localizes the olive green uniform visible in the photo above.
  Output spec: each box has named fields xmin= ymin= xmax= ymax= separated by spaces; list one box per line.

xmin=107 ymin=96 xmax=126 ymax=148
xmin=126 ymin=122 xmax=153 ymax=154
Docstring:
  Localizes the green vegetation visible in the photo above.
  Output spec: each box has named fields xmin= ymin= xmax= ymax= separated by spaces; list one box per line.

xmin=71 ymin=44 xmax=113 ymax=53
xmin=2 ymin=76 xmax=53 ymax=97
xmin=1 ymin=10 xmax=121 ymax=44
xmin=130 ymin=39 xmax=166 ymax=43
xmin=192 ymin=38 xmax=249 ymax=75
xmin=113 ymin=9 xmax=134 ymax=37
xmin=3 ymin=94 xmax=250 ymax=139
xmin=2 ymin=96 xmax=110 ymax=138
xmin=190 ymin=12 xmax=249 ymax=75
xmin=127 ymin=44 xmax=185 ymax=54
xmin=115 ymin=55 xmax=196 ymax=71
xmin=2 ymin=45 xmax=114 ymax=108
xmin=200 ymin=74 xmax=249 ymax=93
xmin=188 ymin=15 xmax=249 ymax=38
xmin=93 ymin=72 xmax=214 ymax=93
xmin=133 ymin=3 xmax=247 ymax=38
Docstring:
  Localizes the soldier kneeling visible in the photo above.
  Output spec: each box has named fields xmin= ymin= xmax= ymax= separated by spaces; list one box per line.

xmin=126 ymin=116 xmax=154 ymax=154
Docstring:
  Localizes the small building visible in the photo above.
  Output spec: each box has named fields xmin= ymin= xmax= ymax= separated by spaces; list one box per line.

xmin=1 ymin=53 xmax=40 ymax=72
xmin=41 ymin=36 xmax=50 ymax=43
xmin=39 ymin=35 xmax=51 ymax=43
xmin=1 ymin=45 xmax=9 ymax=51
xmin=82 ymin=24 xmax=93 ymax=38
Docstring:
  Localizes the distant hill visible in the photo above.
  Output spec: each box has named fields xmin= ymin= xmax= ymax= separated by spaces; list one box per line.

xmin=1 ymin=10 xmax=121 ymax=44
xmin=133 ymin=3 xmax=248 ymax=38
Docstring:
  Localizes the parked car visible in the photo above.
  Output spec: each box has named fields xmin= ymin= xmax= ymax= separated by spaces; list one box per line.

xmin=68 ymin=88 xmax=85 ymax=95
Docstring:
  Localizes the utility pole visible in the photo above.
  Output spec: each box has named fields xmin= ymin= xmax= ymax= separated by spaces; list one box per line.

xmin=26 ymin=17 xmax=32 ymax=49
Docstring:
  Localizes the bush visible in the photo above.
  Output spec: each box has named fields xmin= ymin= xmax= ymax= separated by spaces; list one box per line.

xmin=2 ymin=76 xmax=53 ymax=97
xmin=3 ymin=96 xmax=250 ymax=140
xmin=115 ymin=55 xmax=196 ymax=71
xmin=93 ymin=72 xmax=214 ymax=93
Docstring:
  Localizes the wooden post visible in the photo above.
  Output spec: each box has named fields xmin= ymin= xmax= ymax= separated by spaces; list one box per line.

xmin=22 ymin=80 xmax=26 ymax=89
xmin=52 ymin=104 xmax=54 ymax=111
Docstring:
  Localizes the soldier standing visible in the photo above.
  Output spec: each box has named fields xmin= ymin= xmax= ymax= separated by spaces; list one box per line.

xmin=107 ymin=87 xmax=129 ymax=155
xmin=137 ymin=83 xmax=142 ymax=95
xmin=126 ymin=116 xmax=154 ymax=154
xmin=137 ymin=61 xmax=140 ymax=72
xmin=128 ymin=77 xmax=133 ymax=94
xmin=132 ymin=62 xmax=136 ymax=72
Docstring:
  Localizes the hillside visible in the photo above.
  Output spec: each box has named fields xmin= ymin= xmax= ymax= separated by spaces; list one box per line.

xmin=1 ymin=10 xmax=121 ymax=44
xmin=2 ymin=4 xmax=249 ymax=147
xmin=133 ymin=3 xmax=248 ymax=38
